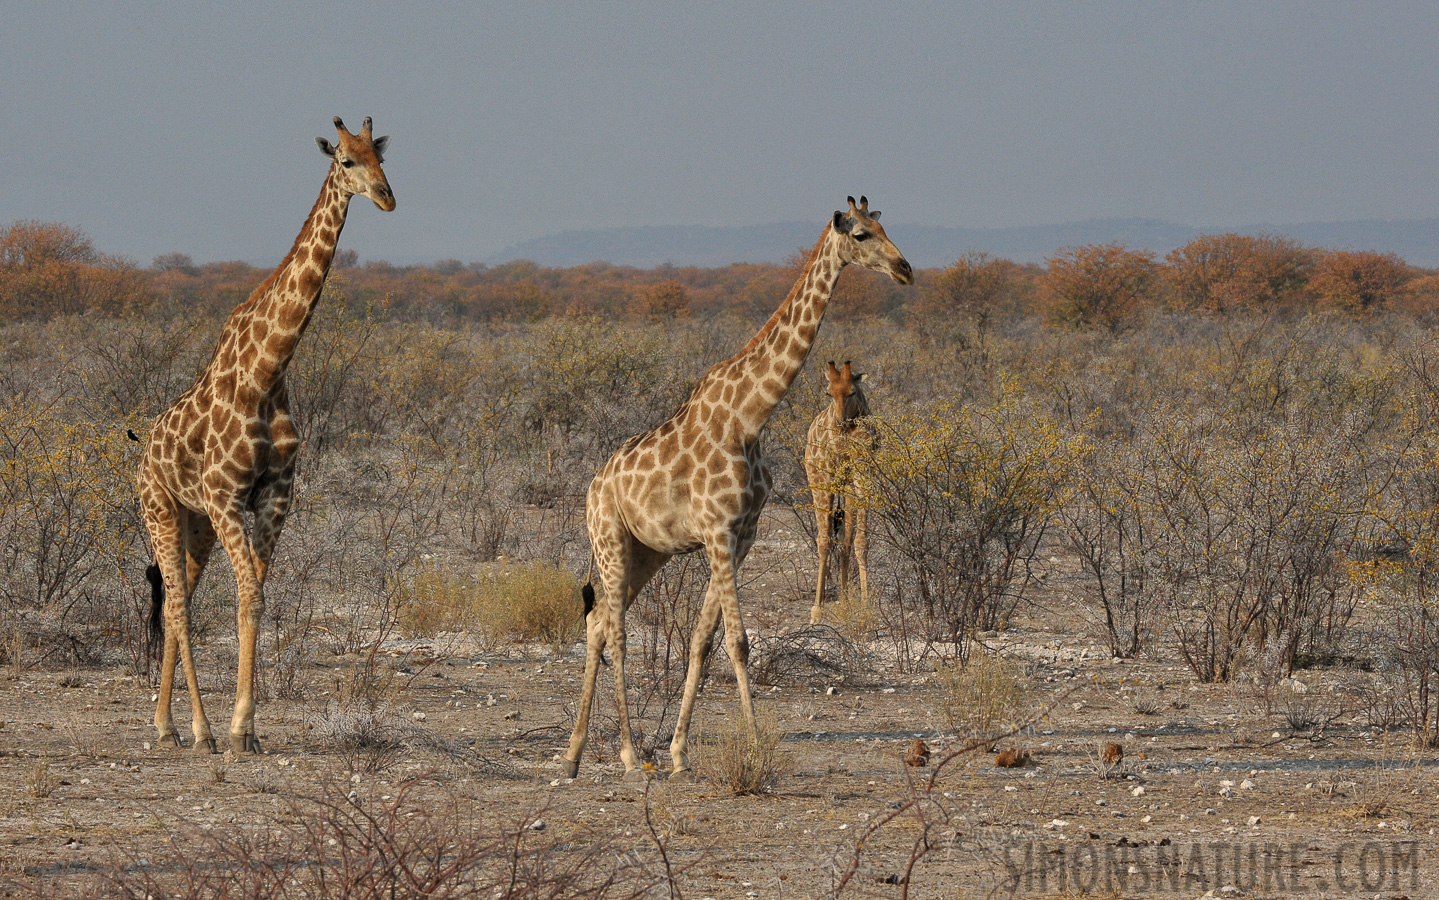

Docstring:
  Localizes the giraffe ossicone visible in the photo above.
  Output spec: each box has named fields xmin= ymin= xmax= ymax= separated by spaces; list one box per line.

xmin=562 ymin=196 xmax=911 ymax=782
xmin=137 ymin=117 xmax=394 ymax=755
xmin=805 ymin=359 xmax=874 ymax=625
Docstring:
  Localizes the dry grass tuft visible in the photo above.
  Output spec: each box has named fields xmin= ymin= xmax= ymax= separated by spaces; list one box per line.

xmin=26 ymin=761 xmax=59 ymax=798
xmin=934 ymin=651 xmax=1029 ymax=740
xmin=399 ymin=561 xmax=581 ymax=653
xmin=828 ymin=585 xmax=878 ymax=642
xmin=697 ymin=709 xmax=790 ymax=796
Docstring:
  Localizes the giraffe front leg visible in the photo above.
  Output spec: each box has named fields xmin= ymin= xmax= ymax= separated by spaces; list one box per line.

xmin=810 ymin=486 xmax=832 ymax=625
xmin=211 ymin=501 xmax=265 ymax=755
xmin=668 ymin=590 xmax=724 ymax=781
xmin=854 ymin=503 xmax=871 ymax=607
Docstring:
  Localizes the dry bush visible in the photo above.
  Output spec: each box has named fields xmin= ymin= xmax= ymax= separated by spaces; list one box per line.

xmin=860 ymin=387 xmax=1076 ymax=659
xmin=747 ymin=625 xmax=869 ymax=687
xmin=934 ymin=651 xmax=1029 ymax=739
xmin=308 ymin=700 xmax=417 ymax=775
xmin=697 ymin=708 xmax=790 ymax=796
xmin=400 ymin=560 xmax=582 ymax=653
xmin=1060 ymin=435 xmax=1157 ymax=658
xmin=0 ymin=400 xmax=144 ymax=668
xmin=1140 ymin=412 xmax=1371 ymax=682
xmin=90 ymin=782 xmax=675 ymax=899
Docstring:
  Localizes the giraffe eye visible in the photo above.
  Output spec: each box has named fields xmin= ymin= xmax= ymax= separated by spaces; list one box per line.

xmin=341 ymin=159 xmax=355 ymax=169
xmin=853 ymin=232 xmax=870 ymax=242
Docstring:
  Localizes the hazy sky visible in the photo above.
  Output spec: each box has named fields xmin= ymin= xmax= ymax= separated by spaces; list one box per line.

xmin=4 ymin=2 xmax=1437 ymax=264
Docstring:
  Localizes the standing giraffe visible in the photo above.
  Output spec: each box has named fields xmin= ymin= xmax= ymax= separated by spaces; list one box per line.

xmin=804 ymin=360 xmax=874 ymax=625
xmin=562 ymin=197 xmax=911 ymax=781
xmin=138 ymin=117 xmax=394 ymax=754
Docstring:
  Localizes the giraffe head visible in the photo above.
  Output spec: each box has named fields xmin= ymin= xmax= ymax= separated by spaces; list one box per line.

xmin=826 ymin=360 xmax=870 ymax=424
xmin=315 ymin=116 xmax=396 ymax=211
xmin=832 ymin=196 xmax=912 ymax=285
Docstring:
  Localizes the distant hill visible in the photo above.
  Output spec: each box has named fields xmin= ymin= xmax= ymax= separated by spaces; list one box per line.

xmin=487 ymin=217 xmax=1439 ymax=269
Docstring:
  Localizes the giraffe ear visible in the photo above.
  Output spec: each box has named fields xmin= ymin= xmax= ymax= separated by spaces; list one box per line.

xmin=869 ymin=210 xmax=881 ymax=221
xmin=316 ymin=137 xmax=336 ymax=158
xmin=854 ymin=373 xmax=866 ymax=383
xmin=372 ymin=135 xmax=390 ymax=160
xmin=833 ymin=211 xmax=854 ymax=234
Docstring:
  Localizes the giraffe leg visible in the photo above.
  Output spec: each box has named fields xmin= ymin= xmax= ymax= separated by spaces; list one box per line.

xmin=144 ymin=501 xmax=185 ymax=748
xmin=563 ymin=502 xmax=628 ymax=780
xmin=854 ymin=503 xmax=871 ymax=608
xmin=667 ymin=588 xmax=724 ymax=781
xmin=144 ymin=502 xmax=217 ymax=753
xmin=670 ymin=536 xmax=753 ymax=780
xmin=563 ymin=511 xmax=670 ymax=780
xmin=838 ymin=494 xmax=856 ymax=603
xmin=561 ymin=608 xmax=608 ymax=779
xmin=810 ymin=485 xmax=832 ymax=625
xmin=208 ymin=498 xmax=265 ymax=755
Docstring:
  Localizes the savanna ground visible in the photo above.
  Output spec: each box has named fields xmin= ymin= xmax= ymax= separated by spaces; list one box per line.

xmin=3 ymin=221 xmax=1439 ymax=897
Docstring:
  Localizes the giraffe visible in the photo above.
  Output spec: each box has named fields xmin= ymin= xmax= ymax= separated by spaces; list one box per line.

xmin=804 ymin=360 xmax=874 ymax=625
xmin=138 ymin=117 xmax=394 ymax=754
xmin=562 ymin=196 xmax=911 ymax=781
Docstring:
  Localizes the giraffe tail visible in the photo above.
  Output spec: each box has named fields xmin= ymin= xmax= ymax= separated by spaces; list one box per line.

xmin=582 ymin=583 xmax=596 ymax=618
xmin=145 ymin=563 xmax=164 ymax=660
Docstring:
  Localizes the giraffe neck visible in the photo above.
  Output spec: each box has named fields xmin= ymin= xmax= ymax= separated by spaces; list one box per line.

xmin=725 ymin=226 xmax=846 ymax=437
xmin=239 ymin=167 xmax=352 ymax=392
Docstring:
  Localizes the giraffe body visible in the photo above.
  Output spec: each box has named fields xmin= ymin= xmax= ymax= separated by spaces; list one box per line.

xmin=137 ymin=118 xmax=393 ymax=754
xmin=804 ymin=360 xmax=874 ymax=625
xmin=562 ymin=197 xmax=911 ymax=780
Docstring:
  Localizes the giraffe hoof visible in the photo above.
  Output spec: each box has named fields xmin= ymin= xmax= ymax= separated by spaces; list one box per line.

xmin=668 ymin=768 xmax=698 ymax=783
xmin=231 ymin=733 xmax=261 ymax=755
xmin=621 ymin=768 xmax=650 ymax=783
xmin=192 ymin=737 xmax=218 ymax=755
xmin=156 ymin=732 xmax=183 ymax=749
xmin=560 ymin=758 xmax=579 ymax=779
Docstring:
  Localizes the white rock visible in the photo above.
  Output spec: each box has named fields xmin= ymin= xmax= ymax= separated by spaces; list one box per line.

xmin=1132 ymin=786 xmax=1145 ymax=797
xmin=1248 ymin=816 xmax=1261 ymax=826
xmin=1240 ymin=779 xmax=1255 ymax=790
xmin=412 ymin=712 xmax=427 ymax=721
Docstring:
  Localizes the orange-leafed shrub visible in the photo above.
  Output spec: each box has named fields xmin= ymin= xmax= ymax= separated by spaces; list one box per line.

xmin=1041 ymin=243 xmax=1158 ymax=331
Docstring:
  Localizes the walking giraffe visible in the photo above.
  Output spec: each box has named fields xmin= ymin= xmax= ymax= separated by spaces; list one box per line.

xmin=804 ymin=360 xmax=874 ymax=625
xmin=562 ymin=196 xmax=911 ymax=781
xmin=138 ymin=117 xmax=394 ymax=754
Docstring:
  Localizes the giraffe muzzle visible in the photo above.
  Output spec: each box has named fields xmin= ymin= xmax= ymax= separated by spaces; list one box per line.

xmin=370 ymin=185 xmax=397 ymax=212
xmin=892 ymin=257 xmax=914 ymax=285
